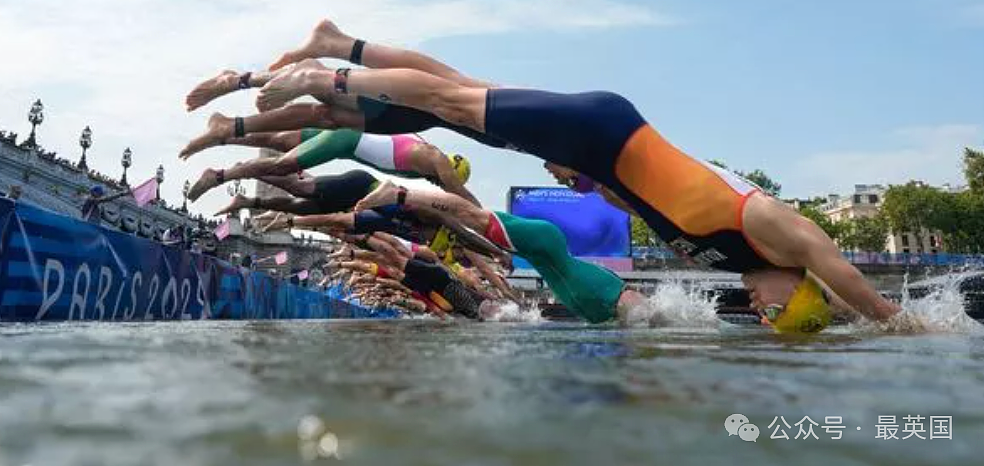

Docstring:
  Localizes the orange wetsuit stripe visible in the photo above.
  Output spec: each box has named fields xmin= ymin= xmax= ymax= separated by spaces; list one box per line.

xmin=614 ymin=125 xmax=750 ymax=236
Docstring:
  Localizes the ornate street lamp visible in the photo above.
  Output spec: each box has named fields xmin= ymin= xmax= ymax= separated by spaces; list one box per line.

xmin=24 ymin=99 xmax=44 ymax=148
xmin=156 ymin=164 xmax=165 ymax=202
xmin=78 ymin=126 xmax=92 ymax=171
xmin=182 ymin=180 xmax=191 ymax=212
xmin=226 ymin=179 xmax=246 ymax=197
xmin=121 ymin=147 xmax=132 ymax=186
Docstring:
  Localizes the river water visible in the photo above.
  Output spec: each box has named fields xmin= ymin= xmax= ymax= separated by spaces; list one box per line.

xmin=1 ymin=282 xmax=983 ymax=466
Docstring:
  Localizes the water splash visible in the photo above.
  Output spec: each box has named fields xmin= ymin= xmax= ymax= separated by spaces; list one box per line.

xmin=622 ymin=281 xmax=722 ymax=328
xmin=484 ymin=301 xmax=546 ymax=323
xmin=851 ymin=270 xmax=984 ymax=335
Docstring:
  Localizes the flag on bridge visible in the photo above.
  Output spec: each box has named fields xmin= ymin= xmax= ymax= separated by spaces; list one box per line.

xmin=131 ymin=177 xmax=159 ymax=207
xmin=214 ymin=218 xmax=231 ymax=241
xmin=275 ymin=251 xmax=288 ymax=265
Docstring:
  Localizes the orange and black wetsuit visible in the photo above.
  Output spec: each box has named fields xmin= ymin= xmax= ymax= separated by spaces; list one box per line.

xmin=483 ymin=90 xmax=772 ymax=273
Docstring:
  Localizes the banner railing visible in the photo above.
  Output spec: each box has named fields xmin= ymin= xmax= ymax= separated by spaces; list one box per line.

xmin=0 ymin=199 xmax=395 ymax=322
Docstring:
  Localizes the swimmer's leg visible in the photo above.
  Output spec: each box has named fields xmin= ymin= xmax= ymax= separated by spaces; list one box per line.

xmin=255 ymin=174 xmax=316 ymax=198
xmin=215 ymin=195 xmax=323 ymax=216
xmin=187 ymin=152 xmax=300 ymax=201
xmin=185 ymin=69 xmax=276 ymax=112
xmin=259 ymin=66 xmax=487 ymax=132
xmin=187 ymin=59 xmax=334 ymax=111
xmin=186 ymin=129 xmax=362 ymax=201
xmin=179 ymin=104 xmax=365 ymax=159
xmin=269 ymin=19 xmax=493 ymax=88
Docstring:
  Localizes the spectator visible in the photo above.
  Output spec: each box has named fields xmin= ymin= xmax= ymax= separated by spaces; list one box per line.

xmin=80 ymin=185 xmax=129 ymax=225
xmin=4 ymin=185 xmax=22 ymax=201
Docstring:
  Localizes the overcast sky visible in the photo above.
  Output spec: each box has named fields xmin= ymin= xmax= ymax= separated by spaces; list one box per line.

xmin=1 ymin=0 xmax=981 ymax=216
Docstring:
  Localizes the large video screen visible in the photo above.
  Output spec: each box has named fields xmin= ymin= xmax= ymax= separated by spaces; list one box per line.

xmin=507 ymin=187 xmax=630 ymax=258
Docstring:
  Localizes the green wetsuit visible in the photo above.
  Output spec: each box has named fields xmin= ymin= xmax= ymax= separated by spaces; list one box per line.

xmin=491 ymin=212 xmax=625 ymax=323
xmin=296 ymin=129 xmax=424 ymax=179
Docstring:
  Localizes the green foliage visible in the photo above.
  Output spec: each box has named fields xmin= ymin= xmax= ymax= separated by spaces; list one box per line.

xmin=799 ymin=205 xmax=842 ymax=241
xmin=964 ymin=147 xmax=984 ymax=195
xmin=704 ymin=159 xmax=782 ymax=197
xmin=881 ymin=182 xmax=945 ymax=233
xmin=839 ymin=214 xmax=889 ymax=252
xmin=879 ymin=148 xmax=984 ymax=253
xmin=740 ymin=169 xmax=782 ymax=197
xmin=631 ymin=216 xmax=660 ymax=248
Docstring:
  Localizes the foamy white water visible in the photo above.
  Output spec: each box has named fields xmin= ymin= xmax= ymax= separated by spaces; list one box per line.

xmin=484 ymin=301 xmax=547 ymax=323
xmin=852 ymin=272 xmax=984 ymax=334
xmin=623 ymin=281 xmax=723 ymax=329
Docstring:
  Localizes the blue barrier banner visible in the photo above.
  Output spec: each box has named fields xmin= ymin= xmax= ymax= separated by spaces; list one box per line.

xmin=0 ymin=199 xmax=397 ymax=322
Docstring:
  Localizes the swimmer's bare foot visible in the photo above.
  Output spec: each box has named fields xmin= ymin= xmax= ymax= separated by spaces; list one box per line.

xmin=215 ymin=194 xmax=251 ymax=216
xmin=355 ymin=180 xmax=401 ymax=212
xmin=187 ymin=168 xmax=224 ymax=202
xmin=268 ymin=19 xmax=354 ymax=71
xmin=180 ymin=113 xmax=233 ymax=160
xmin=256 ymin=60 xmax=331 ymax=111
xmin=186 ymin=70 xmax=242 ymax=111
xmin=253 ymin=210 xmax=278 ymax=224
xmin=261 ymin=212 xmax=293 ymax=233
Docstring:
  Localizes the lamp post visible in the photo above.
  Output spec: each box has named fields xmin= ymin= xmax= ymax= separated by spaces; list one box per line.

xmin=121 ymin=147 xmax=132 ymax=186
xmin=78 ymin=126 xmax=92 ymax=171
xmin=25 ymin=99 xmax=44 ymax=149
xmin=226 ymin=179 xmax=246 ymax=197
xmin=156 ymin=164 xmax=165 ymax=204
xmin=182 ymin=180 xmax=191 ymax=212
xmin=226 ymin=179 xmax=246 ymax=218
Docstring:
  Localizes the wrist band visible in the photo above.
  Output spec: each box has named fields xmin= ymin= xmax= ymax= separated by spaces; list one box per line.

xmin=234 ymin=117 xmax=245 ymax=138
xmin=334 ymin=68 xmax=351 ymax=94
xmin=397 ymin=186 xmax=408 ymax=207
xmin=237 ymin=72 xmax=252 ymax=90
xmin=350 ymin=40 xmax=366 ymax=65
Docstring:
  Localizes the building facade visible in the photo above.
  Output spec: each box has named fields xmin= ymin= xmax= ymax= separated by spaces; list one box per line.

xmin=818 ymin=184 xmax=945 ymax=254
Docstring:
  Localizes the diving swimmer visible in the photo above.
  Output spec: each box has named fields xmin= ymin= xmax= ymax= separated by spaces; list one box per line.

xmin=253 ymin=18 xmax=901 ymax=331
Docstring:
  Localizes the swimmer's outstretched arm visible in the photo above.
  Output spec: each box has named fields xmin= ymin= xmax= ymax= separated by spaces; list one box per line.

xmin=269 ymin=19 xmax=494 ymax=89
xmin=356 ymin=181 xmax=511 ymax=266
xmin=745 ymin=203 xmax=900 ymax=322
xmin=464 ymin=249 xmax=520 ymax=303
xmin=357 ymin=181 xmax=491 ymax=238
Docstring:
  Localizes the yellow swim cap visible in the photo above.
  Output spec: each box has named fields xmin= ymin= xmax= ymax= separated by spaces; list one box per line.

xmin=447 ymin=153 xmax=471 ymax=183
xmin=765 ymin=277 xmax=832 ymax=333
xmin=429 ymin=226 xmax=456 ymax=256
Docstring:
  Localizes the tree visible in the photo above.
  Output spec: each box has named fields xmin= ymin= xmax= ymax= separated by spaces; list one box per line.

xmin=839 ymin=214 xmax=888 ymax=252
xmin=740 ymin=169 xmax=782 ymax=198
xmin=631 ymin=216 xmax=660 ymax=248
xmin=881 ymin=182 xmax=945 ymax=233
xmin=963 ymin=147 xmax=984 ymax=194
xmin=798 ymin=205 xmax=841 ymax=241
